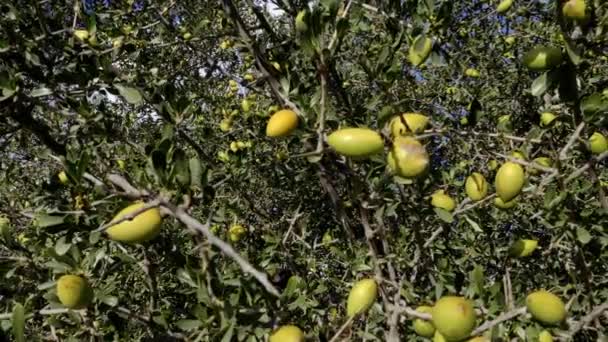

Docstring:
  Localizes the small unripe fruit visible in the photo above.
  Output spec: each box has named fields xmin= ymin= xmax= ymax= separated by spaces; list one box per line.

xmin=431 ymin=190 xmax=456 ymax=212
xmin=494 ymin=196 xmax=518 ymax=209
xmin=529 ymin=157 xmax=552 ymax=175
xmin=269 ymin=325 xmax=304 ymax=342
xmin=589 ymin=132 xmax=608 ymax=154
xmin=540 ymin=112 xmax=557 ymax=127
xmin=526 ymin=291 xmax=567 ymax=325
xmin=73 ymin=29 xmax=89 ymax=41
xmin=465 ymin=68 xmax=481 ymax=77
xmin=58 ymin=171 xmax=69 ymax=185
xmin=538 ymin=330 xmax=553 ymax=342
xmin=523 ymin=46 xmax=563 ymax=71
xmin=465 ymin=173 xmax=488 ymax=201
xmin=56 ymin=275 xmax=92 ymax=309
xmin=228 ymin=224 xmax=247 ymax=242
xmin=497 ymin=0 xmax=513 ymax=13
xmin=508 ymin=239 xmax=538 ymax=257
xmin=346 ymin=278 xmax=377 ymax=317
xmin=413 ymin=306 xmax=435 ymax=337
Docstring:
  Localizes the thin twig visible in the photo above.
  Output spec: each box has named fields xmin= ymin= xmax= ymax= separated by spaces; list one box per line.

xmin=328 ymin=315 xmax=355 ymax=342
xmin=566 ymin=301 xmax=608 ymax=338
xmin=470 ymin=307 xmax=527 ymax=336
xmin=559 ymin=122 xmax=585 ymax=161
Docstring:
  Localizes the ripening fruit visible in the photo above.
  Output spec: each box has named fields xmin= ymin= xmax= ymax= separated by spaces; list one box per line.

xmin=182 ymin=32 xmax=192 ymax=40
xmin=588 ymin=132 xmax=608 ymax=154
xmin=413 ymin=306 xmax=436 ymax=337
xmin=56 ymin=275 xmax=92 ymax=309
xmin=269 ymin=325 xmax=305 ymax=342
xmin=346 ymin=278 xmax=378 ymax=317
xmin=487 ymin=160 xmax=498 ymax=171
xmin=58 ymin=171 xmax=69 ymax=185
xmin=526 ymin=291 xmax=567 ymax=325
xmin=495 ymin=162 xmax=525 ymax=202
xmin=538 ymin=330 xmax=553 ymax=342
xmin=433 ymin=331 xmax=447 ymax=342
xmin=540 ymin=112 xmax=557 ymax=127
xmin=409 ymin=35 xmax=433 ymax=67
xmin=243 ymin=73 xmax=255 ymax=82
xmin=562 ymin=0 xmax=586 ymax=21
xmin=295 ymin=10 xmax=308 ymax=33
xmin=465 ymin=68 xmax=481 ymax=77
xmin=389 ymin=113 xmax=429 ymax=137
xmin=510 ymin=151 xmax=526 ymax=160
xmin=508 ymin=239 xmax=538 ymax=257
xmin=494 ymin=196 xmax=518 ymax=209
xmin=523 ymin=46 xmax=563 ymax=71
xmin=431 ymin=190 xmax=456 ymax=212
xmin=220 ymin=40 xmax=232 ymax=50
xmin=497 ymin=0 xmax=513 ymax=13
xmin=432 ymin=296 xmax=477 ymax=342
xmin=228 ymin=79 xmax=239 ymax=90
xmin=327 ymin=128 xmax=384 ymax=158
xmin=529 ymin=157 xmax=552 ymax=175
xmin=117 ymin=160 xmax=126 ymax=170
xmin=387 ymin=137 xmax=429 ymax=178
xmin=266 ymin=109 xmax=299 ymax=137
xmin=241 ymin=99 xmax=252 ymax=112
xmin=73 ymin=29 xmax=89 ymax=41
xmin=220 ymin=119 xmax=233 ymax=132
xmin=106 ymin=202 xmax=162 ymax=243
xmin=465 ymin=173 xmax=488 ymax=201
xmin=228 ymin=224 xmax=247 ymax=242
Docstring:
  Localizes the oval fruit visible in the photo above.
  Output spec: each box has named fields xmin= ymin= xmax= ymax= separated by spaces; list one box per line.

xmin=266 ymin=109 xmax=299 ymax=137
xmin=494 ymin=196 xmax=518 ymax=209
xmin=523 ymin=46 xmax=563 ymax=71
xmin=106 ymin=202 xmax=162 ymax=243
xmin=526 ymin=290 xmax=567 ymax=325
xmin=413 ymin=306 xmax=435 ymax=337
xmin=269 ymin=325 xmax=305 ymax=342
xmin=58 ymin=171 xmax=69 ymax=185
xmin=508 ymin=239 xmax=538 ymax=257
xmin=540 ymin=112 xmax=557 ymax=127
xmin=409 ymin=35 xmax=433 ymax=67
xmin=432 ymin=296 xmax=477 ymax=341
xmin=327 ymin=128 xmax=384 ymax=158
xmin=562 ymin=0 xmax=586 ymax=21
xmin=228 ymin=224 xmax=247 ymax=242
xmin=56 ymin=275 xmax=92 ymax=309
xmin=389 ymin=113 xmax=429 ymax=136
xmin=539 ymin=330 xmax=553 ymax=342
xmin=387 ymin=137 xmax=429 ymax=178
xmin=433 ymin=331 xmax=447 ymax=342
xmin=589 ymin=132 xmax=608 ymax=154
xmin=497 ymin=0 xmax=513 ymax=13
xmin=510 ymin=151 xmax=526 ymax=160
xmin=529 ymin=157 xmax=552 ymax=175
xmin=465 ymin=173 xmax=488 ymax=201
xmin=465 ymin=68 xmax=480 ymax=77
xmin=495 ymin=162 xmax=525 ymax=202
xmin=487 ymin=159 xmax=498 ymax=171
xmin=346 ymin=278 xmax=377 ymax=317
xmin=431 ymin=190 xmax=456 ymax=212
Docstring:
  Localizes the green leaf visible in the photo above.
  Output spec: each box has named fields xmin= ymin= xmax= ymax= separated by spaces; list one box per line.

xmin=564 ymin=39 xmax=582 ymax=66
xmin=576 ymin=227 xmax=591 ymax=244
xmin=34 ymin=214 xmax=65 ymax=228
xmin=173 ymin=149 xmax=190 ymax=188
xmin=30 ymin=87 xmax=53 ymax=98
xmin=469 ymin=264 xmax=484 ymax=295
xmin=12 ymin=303 xmax=25 ymax=342
xmin=464 ymin=215 xmax=483 ymax=233
xmin=221 ymin=320 xmax=235 ymax=342
xmin=54 ymin=236 xmax=71 ymax=256
xmin=189 ymin=157 xmax=203 ymax=190
xmin=114 ymin=84 xmax=143 ymax=104
xmin=434 ymin=208 xmax=454 ymax=223
xmin=530 ymin=72 xmax=550 ymax=97
xmin=176 ymin=319 xmax=202 ymax=331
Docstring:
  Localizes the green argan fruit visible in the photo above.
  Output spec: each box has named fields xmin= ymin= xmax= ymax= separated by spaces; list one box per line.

xmin=327 ymin=128 xmax=384 ymax=158
xmin=431 ymin=190 xmax=456 ymax=212
xmin=56 ymin=275 xmax=93 ymax=309
xmin=413 ymin=306 xmax=435 ymax=337
xmin=562 ymin=0 xmax=586 ymax=21
xmin=526 ymin=290 xmax=567 ymax=325
xmin=387 ymin=137 xmax=429 ymax=178
xmin=589 ymin=132 xmax=608 ymax=154
xmin=494 ymin=196 xmax=518 ymax=209
xmin=106 ymin=202 xmax=162 ymax=243
xmin=523 ymin=46 xmax=563 ymax=71
xmin=434 ymin=331 xmax=447 ymax=342
xmin=465 ymin=173 xmax=488 ymax=201
xmin=538 ymin=330 xmax=553 ymax=342
xmin=269 ymin=325 xmax=305 ymax=342
xmin=529 ymin=157 xmax=552 ymax=175
xmin=508 ymin=239 xmax=538 ymax=257
xmin=497 ymin=0 xmax=513 ymax=13
xmin=495 ymin=162 xmax=525 ymax=202
xmin=540 ymin=112 xmax=557 ymax=127
xmin=346 ymin=278 xmax=378 ymax=317
xmin=389 ymin=113 xmax=430 ymax=136
xmin=432 ymin=296 xmax=477 ymax=341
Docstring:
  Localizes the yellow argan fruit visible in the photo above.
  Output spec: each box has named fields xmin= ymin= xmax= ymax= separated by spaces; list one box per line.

xmin=295 ymin=10 xmax=308 ymax=33
xmin=508 ymin=239 xmax=538 ymax=257
xmin=266 ymin=109 xmax=299 ymax=137
xmin=487 ymin=159 xmax=498 ymax=171
xmin=523 ymin=46 xmax=563 ymax=71
xmin=327 ymin=128 xmax=384 ymax=158
xmin=465 ymin=68 xmax=481 ymax=77
xmin=228 ymin=224 xmax=247 ymax=242
xmin=269 ymin=325 xmax=305 ymax=342
xmin=562 ymin=0 xmax=586 ymax=21
xmin=589 ymin=132 xmax=608 ymax=154
xmin=432 ymin=296 xmax=477 ymax=342
xmin=241 ymin=99 xmax=252 ymax=112
xmin=243 ymin=73 xmax=255 ymax=82
xmin=346 ymin=278 xmax=378 ymax=317
xmin=409 ymin=35 xmax=433 ymax=67
xmin=117 ymin=160 xmax=126 ymax=170
xmin=539 ymin=330 xmax=553 ymax=342
xmin=58 ymin=171 xmax=69 ymax=185
xmin=529 ymin=157 xmax=552 ymax=175
xmin=510 ymin=151 xmax=526 ymax=160
xmin=387 ymin=137 xmax=429 ymax=178
xmin=540 ymin=112 xmax=557 ymax=127
xmin=56 ymin=275 xmax=92 ymax=309
xmin=465 ymin=173 xmax=488 ymax=201
xmin=106 ymin=202 xmax=162 ymax=243
xmin=526 ymin=291 xmax=567 ymax=325
xmin=431 ymin=190 xmax=456 ymax=212
xmin=497 ymin=0 xmax=513 ymax=13
xmin=467 ymin=336 xmax=490 ymax=342
xmin=220 ymin=119 xmax=232 ymax=132
xmin=389 ymin=113 xmax=430 ymax=137
xmin=433 ymin=331 xmax=447 ymax=342
xmin=73 ymin=29 xmax=89 ymax=41
xmin=494 ymin=196 xmax=518 ymax=209
xmin=413 ymin=306 xmax=435 ymax=337
xmin=495 ymin=162 xmax=525 ymax=202
xmin=228 ymin=79 xmax=238 ymax=90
